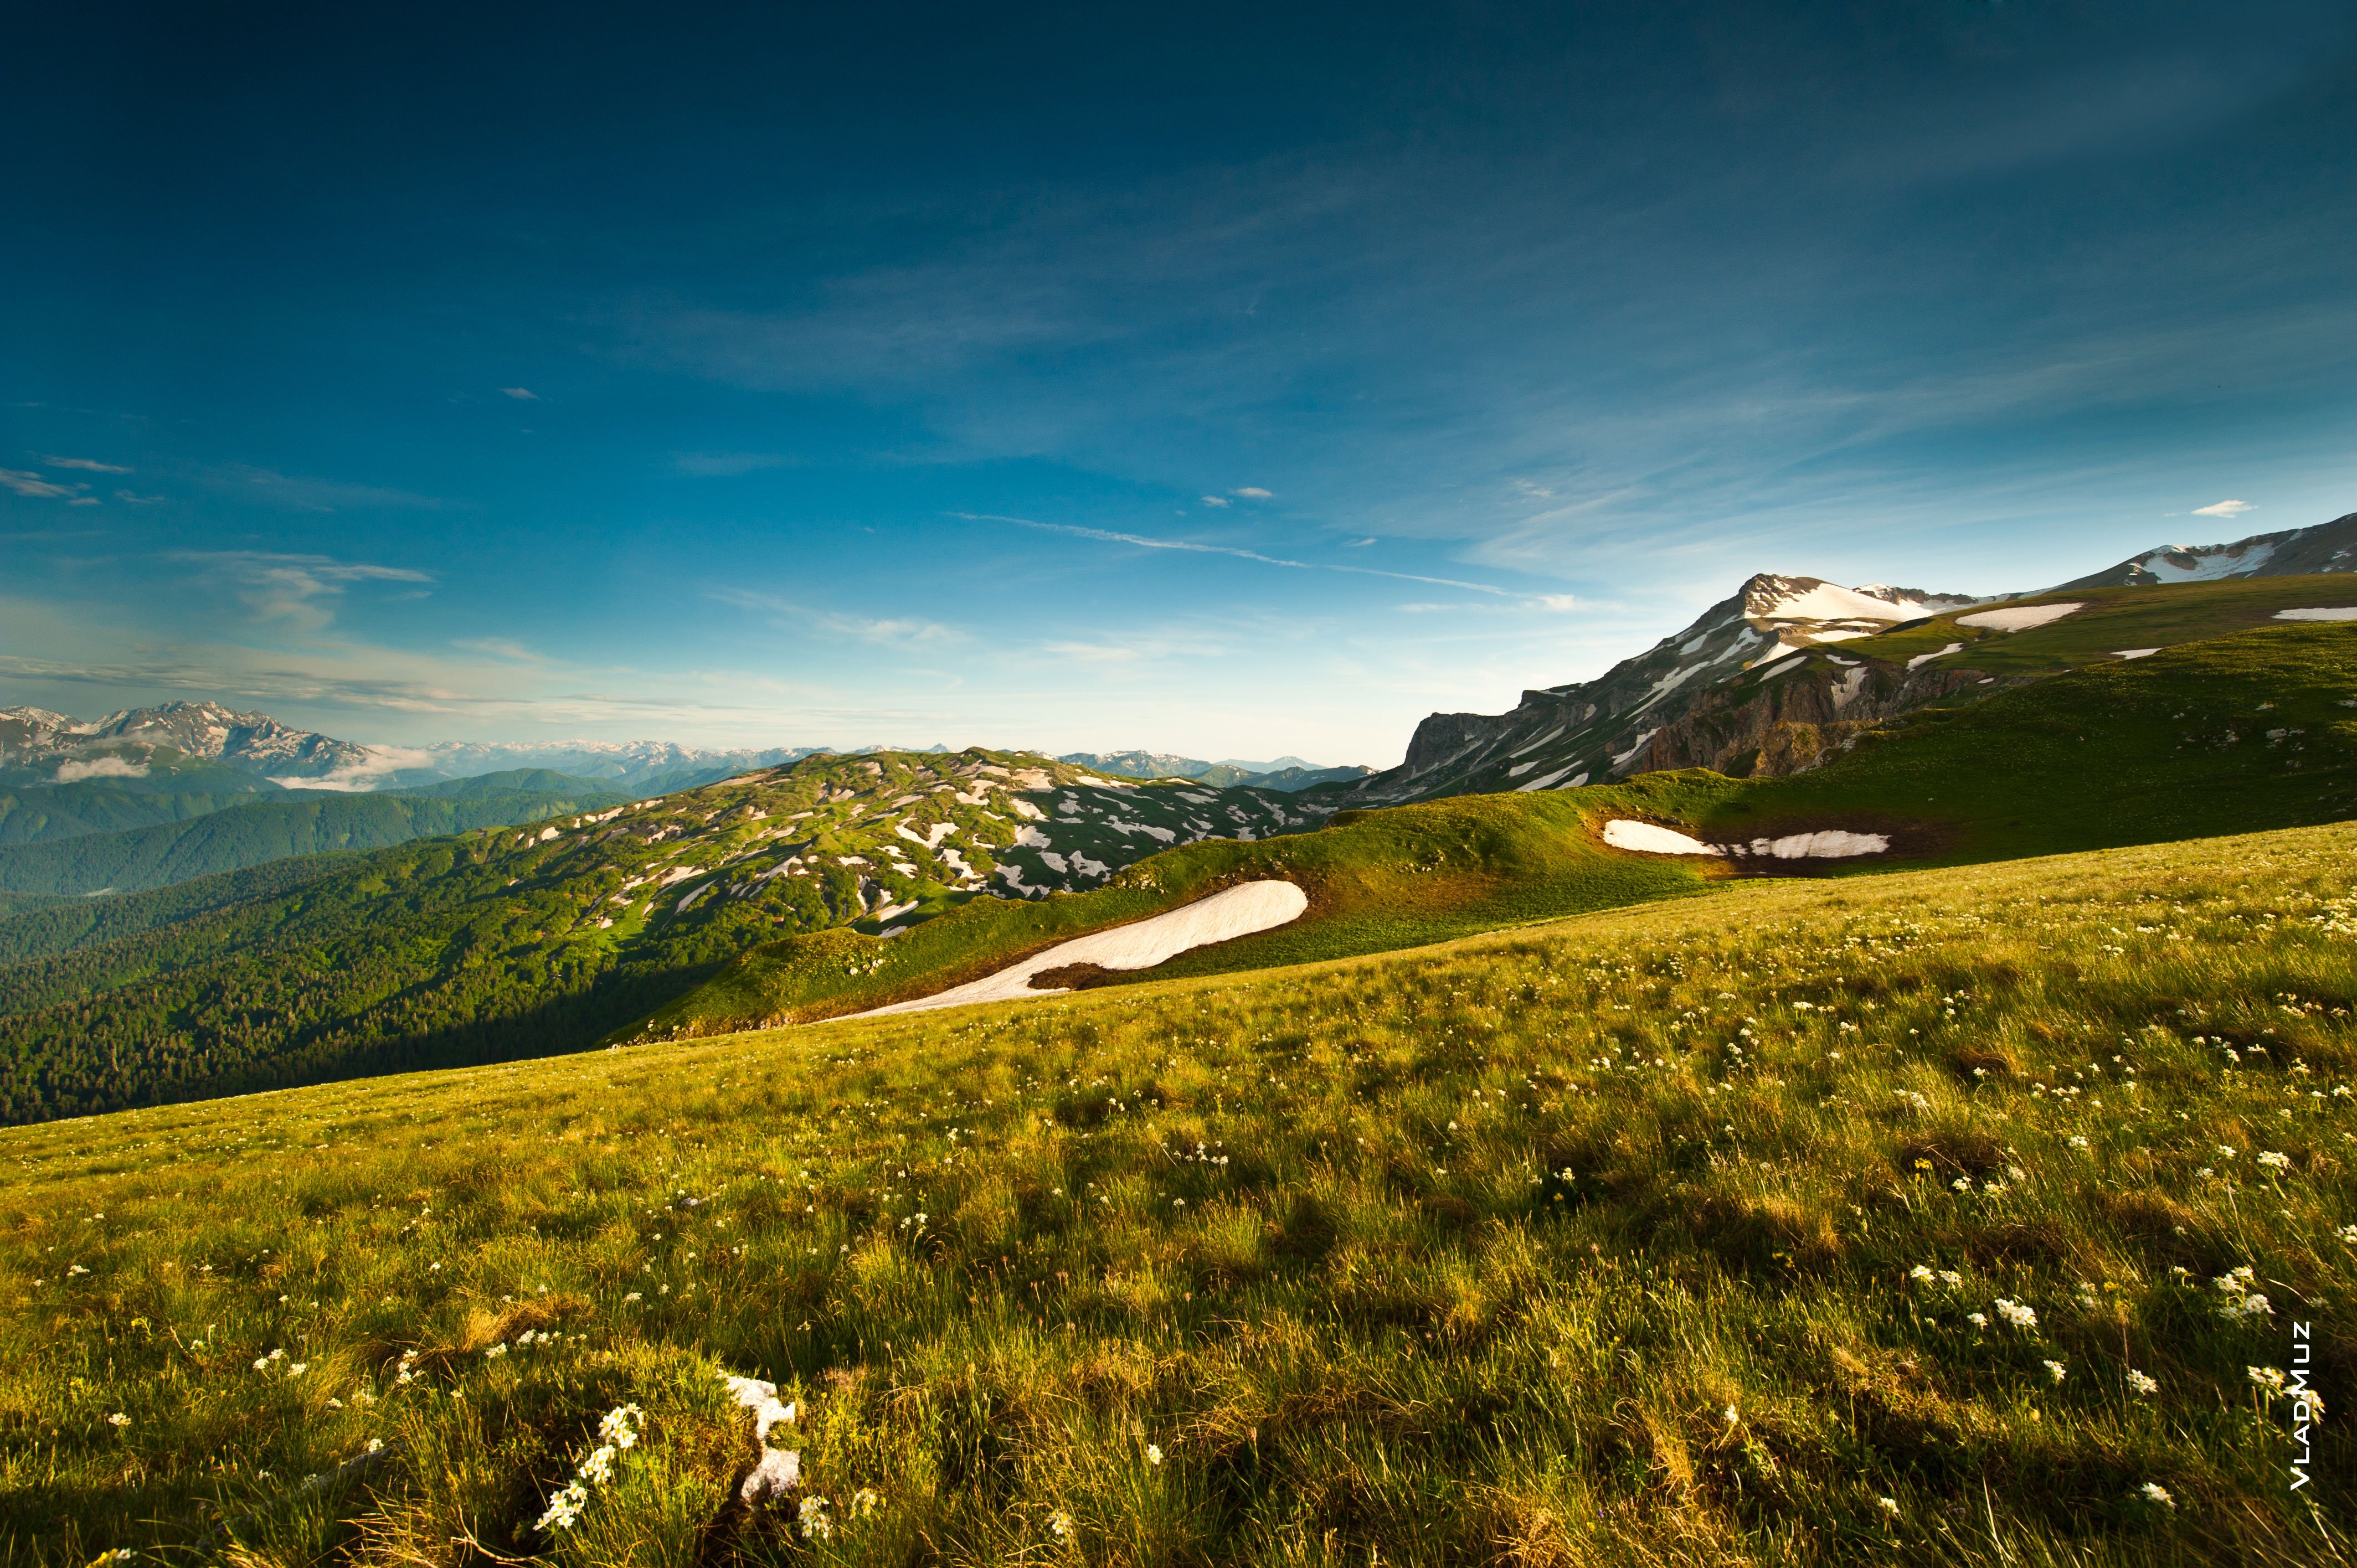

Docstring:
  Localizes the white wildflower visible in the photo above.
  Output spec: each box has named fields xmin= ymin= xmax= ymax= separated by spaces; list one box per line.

xmin=2138 ymin=1482 xmax=2174 ymax=1508
xmin=799 ymin=1494 xmax=832 ymax=1540
xmin=2127 ymin=1369 xmax=2158 ymax=1397
xmin=2043 ymin=1359 xmax=2067 ymax=1384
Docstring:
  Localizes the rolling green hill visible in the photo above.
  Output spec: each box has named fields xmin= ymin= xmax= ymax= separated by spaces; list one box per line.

xmin=0 ymin=781 xmax=634 ymax=897
xmin=0 ymin=753 xmax=1329 ymax=1123
xmin=7 ymin=618 xmax=2355 ymax=1129
xmin=646 ymin=619 xmax=2357 ymax=1033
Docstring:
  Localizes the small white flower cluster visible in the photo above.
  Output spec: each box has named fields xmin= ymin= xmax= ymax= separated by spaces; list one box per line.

xmin=2214 ymin=1266 xmax=2273 ymax=1322
xmin=2042 ymin=1359 xmax=2068 ymax=1385
xmin=1993 ymin=1298 xmax=2037 ymax=1331
xmin=2138 ymin=1482 xmax=2174 ymax=1509
xmin=799 ymin=1495 xmax=832 ymax=1540
xmin=535 ymin=1404 xmax=645 ymax=1534
xmin=2127 ymin=1369 xmax=2158 ymax=1397
xmin=2256 ymin=1151 xmax=2291 ymax=1171
xmin=395 ymin=1349 xmax=421 ymax=1385
xmin=1907 ymin=1265 xmax=1964 ymax=1288
xmin=250 ymin=1347 xmax=307 ymax=1378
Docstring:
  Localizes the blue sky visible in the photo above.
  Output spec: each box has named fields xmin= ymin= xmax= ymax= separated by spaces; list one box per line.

xmin=4 ymin=2 xmax=2354 ymax=766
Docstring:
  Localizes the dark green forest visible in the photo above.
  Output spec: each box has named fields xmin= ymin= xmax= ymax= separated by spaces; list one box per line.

xmin=0 ymin=778 xmax=627 ymax=895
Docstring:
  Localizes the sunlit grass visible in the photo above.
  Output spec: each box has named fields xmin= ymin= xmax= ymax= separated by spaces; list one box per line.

xmin=4 ymin=823 xmax=2355 ymax=1564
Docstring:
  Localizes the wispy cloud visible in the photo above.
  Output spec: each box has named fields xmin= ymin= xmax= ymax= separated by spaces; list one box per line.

xmin=2193 ymin=498 xmax=2253 ymax=518
xmin=1199 ymin=495 xmax=1232 ymax=508
xmin=171 ymin=550 xmax=435 ymax=632
xmin=2 ymin=469 xmax=83 ymax=499
xmin=959 ymin=512 xmax=1575 ymax=606
xmin=500 ymin=386 xmax=540 ymax=400
xmin=822 ymin=613 xmax=964 ymax=646
xmin=211 ymin=465 xmax=455 ymax=513
xmin=674 ymin=451 xmax=789 ymax=476
xmin=42 ymin=456 xmax=130 ymax=473
xmin=113 ymin=490 xmax=164 ymax=504
xmin=452 ymin=637 xmax=551 ymax=664
xmin=1232 ymin=487 xmax=1273 ymax=499
xmin=707 ymin=586 xmax=965 ymax=646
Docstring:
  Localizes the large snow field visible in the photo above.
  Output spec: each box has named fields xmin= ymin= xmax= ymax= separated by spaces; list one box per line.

xmin=860 ymin=880 xmax=1310 ymax=1016
xmin=1957 ymin=601 xmax=2082 ymax=632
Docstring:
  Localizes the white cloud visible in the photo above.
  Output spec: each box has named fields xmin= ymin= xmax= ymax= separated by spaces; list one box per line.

xmin=2 ymin=468 xmax=82 ymax=499
xmin=1200 ymin=495 xmax=1232 ymax=507
xmin=44 ymin=456 xmax=131 ymax=473
xmin=500 ymin=386 xmax=541 ymax=400
xmin=2192 ymin=498 xmax=2253 ymax=518
xmin=1232 ymin=487 xmax=1273 ymax=499
xmin=267 ymin=744 xmax=438 ymax=792
xmin=1345 ymin=537 xmax=1377 ymax=547
xmin=54 ymin=756 xmax=149 ymax=782
xmin=114 ymin=491 xmax=164 ymax=504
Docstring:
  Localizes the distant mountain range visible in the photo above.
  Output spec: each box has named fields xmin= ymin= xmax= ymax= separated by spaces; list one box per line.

xmin=1341 ymin=509 xmax=2357 ymax=804
xmin=0 ymin=704 xmax=1367 ymax=800
xmin=1054 ymin=751 xmax=1373 ymax=791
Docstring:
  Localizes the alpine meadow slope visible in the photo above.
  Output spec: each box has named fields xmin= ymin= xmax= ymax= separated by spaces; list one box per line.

xmin=2 ymin=818 xmax=2350 ymax=1564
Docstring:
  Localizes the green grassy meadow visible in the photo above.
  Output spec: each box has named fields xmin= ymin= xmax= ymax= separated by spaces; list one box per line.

xmin=4 ymin=821 xmax=2352 ymax=1564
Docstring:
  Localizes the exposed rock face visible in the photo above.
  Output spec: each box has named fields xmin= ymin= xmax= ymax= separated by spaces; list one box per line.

xmin=1345 ymin=571 xmax=1989 ymax=804
xmin=1623 ymin=663 xmax=2019 ymax=777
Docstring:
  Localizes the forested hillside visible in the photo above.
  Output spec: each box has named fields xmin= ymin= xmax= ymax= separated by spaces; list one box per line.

xmin=0 ymin=750 xmax=1322 ymax=1122
xmin=0 ymin=777 xmax=629 ymax=895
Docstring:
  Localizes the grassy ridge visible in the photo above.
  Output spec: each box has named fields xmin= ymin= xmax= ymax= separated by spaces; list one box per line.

xmin=3 ymin=822 xmax=2351 ymax=1563
xmin=655 ymin=622 xmax=2357 ymax=1031
xmin=1844 ymin=574 xmax=2357 ymax=675
xmin=1726 ymin=619 xmax=2357 ymax=858
xmin=0 ymin=783 xmax=632 ymax=896
xmin=636 ymin=787 xmax=1718 ymax=1037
